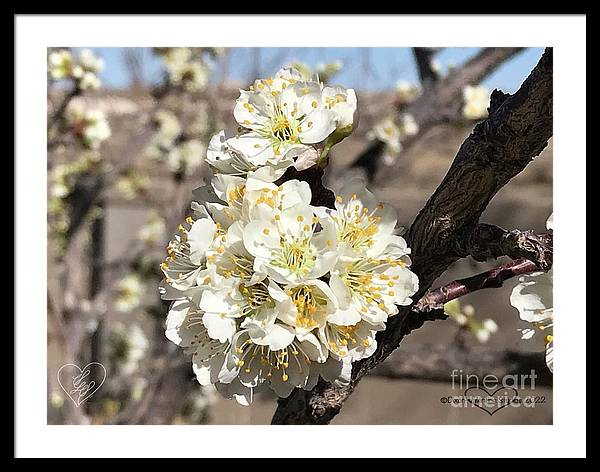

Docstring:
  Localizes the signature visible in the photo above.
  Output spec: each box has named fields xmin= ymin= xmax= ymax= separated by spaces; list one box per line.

xmin=57 ymin=362 xmax=107 ymax=407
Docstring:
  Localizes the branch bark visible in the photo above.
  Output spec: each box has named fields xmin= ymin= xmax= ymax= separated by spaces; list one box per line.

xmin=372 ymin=343 xmax=552 ymax=387
xmin=271 ymin=47 xmax=552 ymax=424
xmin=455 ymin=224 xmax=553 ymax=270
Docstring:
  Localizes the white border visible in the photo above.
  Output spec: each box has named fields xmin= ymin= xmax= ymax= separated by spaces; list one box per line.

xmin=16 ymin=14 xmax=586 ymax=458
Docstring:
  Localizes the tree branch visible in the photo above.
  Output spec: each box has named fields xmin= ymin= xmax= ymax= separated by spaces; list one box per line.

xmin=371 ymin=47 xmax=525 ymax=182
xmin=271 ymin=47 xmax=552 ymax=425
xmin=415 ymin=258 xmax=545 ymax=311
xmin=412 ymin=47 xmax=441 ymax=88
xmin=372 ymin=343 xmax=552 ymax=387
xmin=407 ymin=47 xmax=525 ymax=124
xmin=454 ymin=224 xmax=553 ymax=270
xmin=405 ymin=48 xmax=552 ymax=287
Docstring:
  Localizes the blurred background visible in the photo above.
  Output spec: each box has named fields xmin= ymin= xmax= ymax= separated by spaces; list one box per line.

xmin=47 ymin=47 xmax=552 ymax=425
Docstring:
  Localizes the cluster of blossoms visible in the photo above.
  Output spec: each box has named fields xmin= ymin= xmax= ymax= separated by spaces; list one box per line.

xmin=444 ymin=299 xmax=498 ymax=344
xmin=138 ymin=211 xmax=167 ymax=247
xmin=109 ymin=322 xmax=149 ymax=376
xmin=65 ymin=102 xmax=112 ymax=150
xmin=48 ymin=48 xmax=104 ymax=90
xmin=115 ymin=170 xmax=150 ymax=200
xmin=115 ymin=274 xmax=144 ymax=313
xmin=368 ymin=113 xmax=419 ymax=165
xmin=144 ymin=108 xmax=210 ymax=176
xmin=462 ymin=85 xmax=491 ymax=120
xmin=395 ymin=80 xmax=422 ymax=104
xmin=510 ymin=213 xmax=554 ymax=372
xmin=160 ymin=67 xmax=419 ymax=404
xmin=166 ymin=140 xmax=206 ymax=175
xmin=154 ymin=48 xmax=222 ymax=92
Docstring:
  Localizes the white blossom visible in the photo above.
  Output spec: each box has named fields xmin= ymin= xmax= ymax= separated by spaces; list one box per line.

xmin=291 ymin=60 xmax=343 ymax=83
xmin=115 ymin=171 xmax=150 ymax=200
xmin=395 ymin=80 xmax=421 ymax=103
xmin=49 ymin=49 xmax=103 ymax=88
xmin=511 ymin=268 xmax=553 ymax=324
xmin=160 ymin=207 xmax=221 ymax=294
xmin=205 ymin=130 xmax=293 ymax=180
xmin=462 ymin=85 xmax=490 ymax=120
xmin=110 ymin=322 xmax=149 ymax=375
xmin=322 ymin=181 xmax=418 ymax=324
xmin=321 ymin=85 xmax=358 ymax=131
xmin=78 ymin=48 xmax=104 ymax=74
xmin=510 ymin=214 xmax=554 ymax=372
xmin=224 ymin=328 xmax=326 ymax=398
xmin=48 ymin=50 xmax=78 ymax=80
xmin=511 ymin=268 xmax=553 ymax=372
xmin=167 ymin=139 xmax=206 ymax=175
xmin=79 ymin=71 xmax=101 ymax=90
xmin=153 ymin=109 xmax=182 ymax=147
xmin=474 ymin=319 xmax=498 ymax=344
xmin=368 ymin=114 xmax=419 ymax=155
xmin=166 ymin=299 xmax=232 ymax=385
xmin=445 ymin=299 xmax=498 ymax=344
xmin=159 ymin=47 xmax=210 ymax=92
xmin=229 ymin=68 xmax=340 ymax=169
xmin=49 ymin=390 xmax=65 ymax=409
xmin=368 ymin=117 xmax=403 ymax=153
xmin=138 ymin=211 xmax=166 ymax=246
xmin=115 ymin=274 xmax=144 ymax=313
xmin=170 ymin=60 xmax=210 ymax=92
xmin=400 ymin=113 xmax=419 ymax=137
xmin=243 ymin=201 xmax=339 ymax=285
xmin=65 ymin=103 xmax=111 ymax=149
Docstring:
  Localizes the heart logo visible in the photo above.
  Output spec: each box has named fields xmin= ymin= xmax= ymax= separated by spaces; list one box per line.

xmin=464 ymin=387 xmax=518 ymax=416
xmin=57 ymin=362 xmax=107 ymax=407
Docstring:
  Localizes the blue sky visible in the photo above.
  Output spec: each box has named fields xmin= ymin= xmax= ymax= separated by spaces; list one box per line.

xmin=75 ymin=47 xmax=545 ymax=93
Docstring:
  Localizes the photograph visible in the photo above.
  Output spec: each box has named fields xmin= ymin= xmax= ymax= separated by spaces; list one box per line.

xmin=15 ymin=14 xmax=586 ymax=459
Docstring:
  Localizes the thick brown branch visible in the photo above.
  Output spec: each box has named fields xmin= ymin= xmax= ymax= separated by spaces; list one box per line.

xmin=406 ymin=48 xmax=552 ymax=287
xmin=372 ymin=343 xmax=552 ymax=387
xmin=271 ymin=48 xmax=552 ymax=425
xmin=64 ymin=174 xmax=105 ymax=247
xmin=455 ymin=224 xmax=553 ymax=270
xmin=413 ymin=47 xmax=441 ymax=87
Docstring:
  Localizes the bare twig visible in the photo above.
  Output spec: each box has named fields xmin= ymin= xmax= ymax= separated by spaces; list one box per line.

xmin=415 ymin=258 xmax=545 ymax=311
